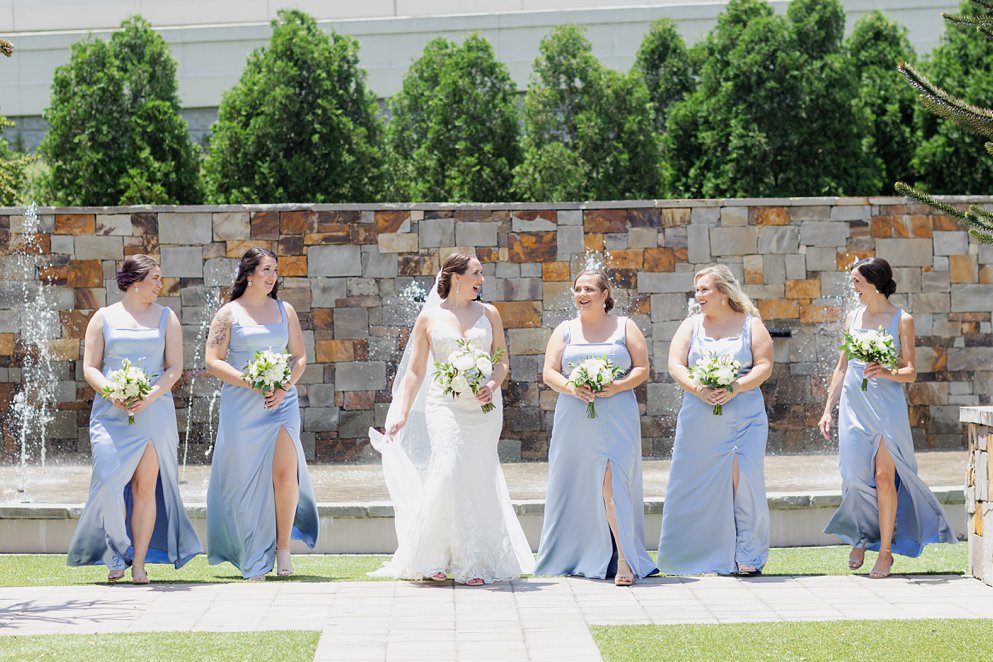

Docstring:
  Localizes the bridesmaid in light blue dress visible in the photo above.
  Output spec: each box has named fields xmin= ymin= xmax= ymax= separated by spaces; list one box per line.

xmin=658 ymin=265 xmax=773 ymax=575
xmin=69 ymin=255 xmax=202 ymax=583
xmin=536 ymin=270 xmax=656 ymax=585
xmin=205 ymin=248 xmax=318 ymax=580
xmin=819 ymin=257 xmax=955 ymax=578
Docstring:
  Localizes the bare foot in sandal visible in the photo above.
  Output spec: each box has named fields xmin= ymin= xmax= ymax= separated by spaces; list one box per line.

xmin=869 ymin=549 xmax=893 ymax=579
xmin=848 ymin=548 xmax=865 ymax=570
xmin=614 ymin=559 xmax=634 ymax=586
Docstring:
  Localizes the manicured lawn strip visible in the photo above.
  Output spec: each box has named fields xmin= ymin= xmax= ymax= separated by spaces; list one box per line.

xmin=0 ymin=544 xmax=965 ymax=587
xmin=0 ymin=554 xmax=391 ymax=587
xmin=759 ymin=543 xmax=966 ymax=577
xmin=0 ymin=630 xmax=320 ymax=661
xmin=591 ymin=619 xmax=989 ymax=662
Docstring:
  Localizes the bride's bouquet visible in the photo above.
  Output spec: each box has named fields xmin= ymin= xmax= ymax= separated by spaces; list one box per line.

xmin=688 ymin=353 xmax=741 ymax=416
xmin=841 ymin=328 xmax=898 ymax=391
xmin=101 ymin=358 xmax=154 ymax=425
xmin=243 ymin=348 xmax=292 ymax=407
xmin=434 ymin=338 xmax=504 ymax=413
xmin=567 ymin=357 xmax=625 ymax=419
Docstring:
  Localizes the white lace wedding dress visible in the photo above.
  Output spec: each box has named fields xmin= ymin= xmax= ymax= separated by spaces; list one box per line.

xmin=370 ymin=313 xmax=535 ymax=583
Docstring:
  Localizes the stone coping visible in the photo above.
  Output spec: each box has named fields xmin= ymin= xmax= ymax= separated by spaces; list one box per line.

xmin=960 ymin=406 xmax=993 ymax=427
xmin=2 ymin=195 xmax=991 ymax=215
xmin=0 ymin=486 xmax=964 ymax=520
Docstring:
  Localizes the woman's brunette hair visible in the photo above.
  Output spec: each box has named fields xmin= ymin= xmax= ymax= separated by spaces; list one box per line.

xmin=854 ymin=257 xmax=897 ymax=298
xmin=573 ymin=270 xmax=614 ymax=313
xmin=229 ymin=247 xmax=279 ymax=302
xmin=116 ymin=254 xmax=159 ymax=292
xmin=437 ymin=252 xmax=475 ymax=299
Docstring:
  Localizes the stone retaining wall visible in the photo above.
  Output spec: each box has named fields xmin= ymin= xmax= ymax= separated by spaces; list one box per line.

xmin=963 ymin=406 xmax=993 ymax=587
xmin=1 ymin=198 xmax=991 ymax=464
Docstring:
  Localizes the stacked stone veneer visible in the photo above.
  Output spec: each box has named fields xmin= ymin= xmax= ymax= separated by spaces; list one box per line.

xmin=963 ymin=407 xmax=993 ymax=587
xmin=1 ymin=198 xmax=991 ymax=464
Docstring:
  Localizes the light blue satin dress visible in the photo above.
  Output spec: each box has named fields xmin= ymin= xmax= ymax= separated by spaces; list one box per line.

xmin=206 ymin=300 xmax=319 ymax=578
xmin=536 ymin=317 xmax=657 ymax=580
xmin=68 ymin=306 xmax=202 ymax=570
xmin=824 ymin=306 xmax=956 ymax=556
xmin=658 ymin=314 xmax=770 ymax=574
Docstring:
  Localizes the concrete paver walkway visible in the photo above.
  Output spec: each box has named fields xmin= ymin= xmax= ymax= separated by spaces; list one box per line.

xmin=2 ymin=574 xmax=992 ymax=661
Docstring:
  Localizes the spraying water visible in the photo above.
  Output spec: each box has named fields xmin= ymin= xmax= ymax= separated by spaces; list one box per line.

xmin=181 ymin=288 xmax=223 ymax=479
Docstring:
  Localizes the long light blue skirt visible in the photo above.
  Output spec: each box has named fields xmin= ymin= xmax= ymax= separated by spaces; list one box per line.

xmin=825 ymin=345 xmax=956 ymax=556
xmin=206 ymin=304 xmax=319 ymax=578
xmin=535 ymin=317 xmax=657 ymax=580
xmin=68 ymin=308 xmax=202 ymax=570
xmin=658 ymin=314 xmax=770 ymax=575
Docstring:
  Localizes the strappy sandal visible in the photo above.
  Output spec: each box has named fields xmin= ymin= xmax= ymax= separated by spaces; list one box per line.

xmin=869 ymin=548 xmax=893 ymax=579
xmin=736 ymin=564 xmax=760 ymax=576
xmin=848 ymin=548 xmax=866 ymax=570
xmin=427 ymin=572 xmax=447 ymax=582
xmin=465 ymin=578 xmax=485 ymax=586
xmin=276 ymin=548 xmax=294 ymax=577
xmin=107 ymin=569 xmax=125 ymax=582
xmin=247 ymin=575 xmax=267 ymax=582
xmin=614 ymin=559 xmax=634 ymax=586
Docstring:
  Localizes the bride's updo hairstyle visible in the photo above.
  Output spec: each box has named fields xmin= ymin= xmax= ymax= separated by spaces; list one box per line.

xmin=854 ymin=257 xmax=897 ymax=298
xmin=116 ymin=254 xmax=159 ymax=292
xmin=573 ymin=270 xmax=614 ymax=313
xmin=229 ymin=247 xmax=280 ymax=302
xmin=437 ymin=252 xmax=475 ymax=299
xmin=694 ymin=265 xmax=760 ymax=317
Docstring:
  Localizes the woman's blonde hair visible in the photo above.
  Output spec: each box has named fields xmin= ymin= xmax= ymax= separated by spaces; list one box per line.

xmin=694 ymin=265 xmax=760 ymax=318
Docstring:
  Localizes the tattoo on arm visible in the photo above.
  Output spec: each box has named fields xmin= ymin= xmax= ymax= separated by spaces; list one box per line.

xmin=207 ymin=309 xmax=231 ymax=349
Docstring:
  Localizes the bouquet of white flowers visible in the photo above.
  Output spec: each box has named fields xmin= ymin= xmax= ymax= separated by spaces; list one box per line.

xmin=566 ymin=356 xmax=625 ymax=419
xmin=688 ymin=352 xmax=741 ymax=416
xmin=841 ymin=327 xmax=898 ymax=391
xmin=101 ymin=358 xmax=154 ymax=425
xmin=434 ymin=338 xmax=504 ymax=413
xmin=242 ymin=348 xmax=292 ymax=407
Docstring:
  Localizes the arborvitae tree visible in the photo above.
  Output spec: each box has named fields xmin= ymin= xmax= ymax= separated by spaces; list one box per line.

xmin=664 ymin=0 xmax=877 ymax=197
xmin=39 ymin=16 xmax=200 ymax=205
xmin=0 ymin=115 xmax=29 ymax=206
xmin=386 ymin=35 xmax=520 ymax=202
xmin=897 ymin=0 xmax=993 ymax=242
xmin=204 ymin=10 xmax=384 ymax=203
xmin=846 ymin=11 xmax=919 ymax=194
xmin=633 ymin=19 xmax=694 ymax=135
xmin=515 ymin=25 xmax=660 ymax=201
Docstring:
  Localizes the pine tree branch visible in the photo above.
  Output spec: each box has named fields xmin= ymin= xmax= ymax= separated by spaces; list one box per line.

xmin=899 ymin=62 xmax=993 ymax=138
xmin=0 ymin=39 xmax=13 ymax=57
xmin=942 ymin=13 xmax=993 ymax=28
xmin=970 ymin=0 xmax=993 ymax=11
xmin=895 ymin=182 xmax=993 ymax=243
xmin=979 ymin=25 xmax=993 ymax=41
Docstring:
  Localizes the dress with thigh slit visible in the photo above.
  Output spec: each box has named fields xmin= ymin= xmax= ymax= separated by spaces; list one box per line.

xmin=658 ymin=314 xmax=770 ymax=575
xmin=67 ymin=306 xmax=202 ymax=570
xmin=535 ymin=316 xmax=657 ymax=580
xmin=206 ymin=300 xmax=319 ymax=578
xmin=824 ymin=306 xmax=955 ymax=556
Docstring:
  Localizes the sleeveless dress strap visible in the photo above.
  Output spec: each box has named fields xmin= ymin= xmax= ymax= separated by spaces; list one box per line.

xmin=562 ymin=319 xmax=572 ymax=345
xmin=278 ymin=299 xmax=287 ymax=326
xmin=615 ymin=316 xmax=628 ymax=344
xmin=157 ymin=306 xmax=170 ymax=333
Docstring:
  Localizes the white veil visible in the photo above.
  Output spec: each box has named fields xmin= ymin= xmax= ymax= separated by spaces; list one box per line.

xmin=367 ymin=272 xmax=441 ymax=547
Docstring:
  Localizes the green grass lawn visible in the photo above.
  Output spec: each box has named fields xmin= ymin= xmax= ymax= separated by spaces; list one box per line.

xmin=0 ymin=543 xmax=966 ymax=587
xmin=0 ymin=631 xmax=319 ymax=661
xmin=591 ymin=619 xmax=990 ymax=662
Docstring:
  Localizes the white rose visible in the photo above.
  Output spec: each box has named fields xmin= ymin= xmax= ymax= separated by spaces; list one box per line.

xmin=124 ymin=383 xmax=140 ymax=399
xmin=454 ymin=353 xmax=476 ymax=372
xmin=476 ymin=357 xmax=493 ymax=377
xmin=715 ymin=365 xmax=737 ymax=386
xmin=599 ymin=366 xmax=616 ymax=384
xmin=450 ymin=375 xmax=470 ymax=394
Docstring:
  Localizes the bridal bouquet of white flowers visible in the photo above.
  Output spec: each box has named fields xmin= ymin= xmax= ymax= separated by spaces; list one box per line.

xmin=101 ymin=358 xmax=154 ymax=425
xmin=688 ymin=352 xmax=741 ymax=416
xmin=243 ymin=348 xmax=292 ymax=407
xmin=434 ymin=338 xmax=504 ymax=413
xmin=567 ymin=356 xmax=625 ymax=419
xmin=841 ymin=327 xmax=898 ymax=391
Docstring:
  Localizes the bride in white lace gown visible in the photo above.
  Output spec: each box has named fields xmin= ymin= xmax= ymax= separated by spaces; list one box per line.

xmin=369 ymin=253 xmax=535 ymax=585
